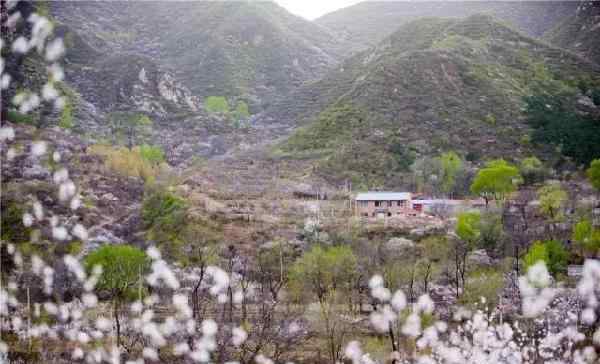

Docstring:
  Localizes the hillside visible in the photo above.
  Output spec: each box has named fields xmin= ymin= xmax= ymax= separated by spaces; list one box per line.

xmin=50 ymin=1 xmax=351 ymax=110
xmin=316 ymin=1 xmax=578 ymax=54
xmin=544 ymin=1 xmax=600 ymax=65
xmin=270 ymin=15 xmax=600 ymax=187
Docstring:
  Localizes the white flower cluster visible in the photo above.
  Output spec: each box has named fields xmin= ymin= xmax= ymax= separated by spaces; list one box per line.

xmin=1 ymin=5 xmax=66 ymax=112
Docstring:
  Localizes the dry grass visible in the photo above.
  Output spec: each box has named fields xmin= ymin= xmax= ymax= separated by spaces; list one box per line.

xmin=89 ymin=144 xmax=164 ymax=182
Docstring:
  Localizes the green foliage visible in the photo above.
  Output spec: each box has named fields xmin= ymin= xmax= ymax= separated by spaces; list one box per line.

xmin=478 ymin=212 xmax=504 ymax=253
xmin=204 ymin=96 xmax=230 ymax=114
xmin=6 ymin=109 xmax=35 ymax=125
xmin=470 ymin=159 xmax=521 ymax=204
xmin=58 ymin=100 xmax=74 ymax=129
xmin=523 ymin=240 xmax=568 ymax=277
xmin=138 ymin=144 xmax=165 ymax=165
xmin=84 ymin=245 xmax=148 ymax=300
xmin=142 ymin=189 xmax=187 ymax=230
xmin=232 ymin=100 xmax=250 ymax=121
xmin=438 ymin=151 xmax=463 ymax=195
xmin=523 ymin=241 xmax=549 ymax=272
xmin=0 ymin=201 xmax=31 ymax=244
xmin=141 ymin=188 xmax=190 ymax=260
xmin=519 ymin=156 xmax=546 ymax=186
xmin=587 ymin=159 xmax=600 ymax=192
xmin=388 ymin=140 xmax=416 ymax=172
xmin=456 ymin=211 xmax=481 ymax=245
xmin=288 ymin=245 xmax=357 ymax=303
xmin=537 ymin=182 xmax=568 ymax=221
xmin=524 ymin=87 xmax=600 ymax=166
xmin=572 ymin=219 xmax=600 ymax=257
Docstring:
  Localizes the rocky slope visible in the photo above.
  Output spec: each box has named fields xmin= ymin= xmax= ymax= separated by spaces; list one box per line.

xmin=50 ymin=1 xmax=351 ymax=110
xmin=268 ymin=15 xmax=600 ymax=187
xmin=544 ymin=1 xmax=600 ymax=65
xmin=316 ymin=1 xmax=578 ymax=54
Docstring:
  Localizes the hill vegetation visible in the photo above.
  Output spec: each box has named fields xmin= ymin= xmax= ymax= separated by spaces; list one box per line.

xmin=272 ymin=14 xmax=600 ymax=187
xmin=316 ymin=1 xmax=578 ymax=53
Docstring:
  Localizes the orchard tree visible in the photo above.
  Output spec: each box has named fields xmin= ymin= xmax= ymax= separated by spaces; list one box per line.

xmin=471 ymin=159 xmax=522 ymax=207
xmin=453 ymin=211 xmax=481 ymax=297
xmin=84 ymin=244 xmax=148 ymax=347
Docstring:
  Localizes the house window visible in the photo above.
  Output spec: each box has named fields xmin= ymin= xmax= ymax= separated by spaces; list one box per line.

xmin=359 ymin=201 xmax=368 ymax=207
xmin=387 ymin=201 xmax=392 ymax=207
xmin=375 ymin=201 xmax=381 ymax=207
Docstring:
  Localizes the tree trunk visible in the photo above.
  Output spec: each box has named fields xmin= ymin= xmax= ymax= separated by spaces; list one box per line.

xmin=114 ymin=299 xmax=121 ymax=348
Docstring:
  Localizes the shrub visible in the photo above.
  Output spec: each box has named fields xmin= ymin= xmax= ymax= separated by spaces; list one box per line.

xmin=138 ymin=144 xmax=165 ymax=165
xmin=6 ymin=109 xmax=34 ymax=125
xmin=204 ymin=96 xmax=229 ymax=114
xmin=142 ymin=189 xmax=188 ymax=259
xmin=523 ymin=240 xmax=568 ymax=277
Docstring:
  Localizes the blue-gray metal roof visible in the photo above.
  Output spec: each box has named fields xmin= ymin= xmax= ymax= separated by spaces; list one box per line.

xmin=356 ymin=192 xmax=411 ymax=201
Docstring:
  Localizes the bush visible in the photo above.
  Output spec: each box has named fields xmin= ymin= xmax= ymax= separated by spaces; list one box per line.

xmin=233 ymin=100 xmax=250 ymax=121
xmin=142 ymin=189 xmax=188 ymax=258
xmin=204 ymin=96 xmax=229 ymax=114
xmin=138 ymin=144 xmax=165 ymax=165
xmin=6 ymin=109 xmax=34 ymax=125
xmin=524 ymin=240 xmax=568 ymax=277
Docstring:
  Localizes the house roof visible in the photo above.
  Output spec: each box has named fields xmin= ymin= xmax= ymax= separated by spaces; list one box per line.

xmin=356 ymin=192 xmax=411 ymax=201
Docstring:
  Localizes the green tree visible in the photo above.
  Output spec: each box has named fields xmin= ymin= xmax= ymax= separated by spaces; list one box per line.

xmin=438 ymin=151 xmax=463 ymax=197
xmin=537 ymin=182 xmax=568 ymax=222
xmin=204 ymin=96 xmax=230 ymax=114
xmin=588 ymin=159 xmax=600 ymax=192
xmin=523 ymin=240 xmax=568 ymax=277
xmin=109 ymin=112 xmax=153 ymax=150
xmin=84 ymin=245 xmax=148 ymax=347
xmin=519 ymin=156 xmax=546 ymax=186
xmin=470 ymin=159 xmax=522 ymax=207
xmin=572 ymin=219 xmax=600 ymax=257
xmin=456 ymin=211 xmax=481 ymax=246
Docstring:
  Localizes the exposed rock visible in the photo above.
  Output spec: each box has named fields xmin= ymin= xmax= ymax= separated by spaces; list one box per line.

xmin=383 ymin=237 xmax=416 ymax=256
xmin=22 ymin=164 xmax=51 ymax=180
xmin=467 ymin=249 xmax=493 ymax=266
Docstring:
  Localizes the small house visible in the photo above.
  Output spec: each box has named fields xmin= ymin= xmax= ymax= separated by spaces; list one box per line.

xmin=355 ymin=192 xmax=412 ymax=218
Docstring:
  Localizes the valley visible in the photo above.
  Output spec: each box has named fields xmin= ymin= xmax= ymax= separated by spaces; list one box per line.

xmin=2 ymin=1 xmax=600 ymax=363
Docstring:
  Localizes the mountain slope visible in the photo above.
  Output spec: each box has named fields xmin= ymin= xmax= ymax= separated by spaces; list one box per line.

xmin=316 ymin=1 xmax=578 ymax=54
xmin=270 ymin=15 xmax=600 ymax=187
xmin=50 ymin=1 xmax=351 ymax=110
xmin=544 ymin=1 xmax=600 ymax=65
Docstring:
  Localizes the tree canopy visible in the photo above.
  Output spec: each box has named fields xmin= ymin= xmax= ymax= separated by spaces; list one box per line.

xmin=84 ymin=244 xmax=148 ymax=298
xmin=470 ymin=159 xmax=521 ymax=206
xmin=537 ymin=182 xmax=567 ymax=221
